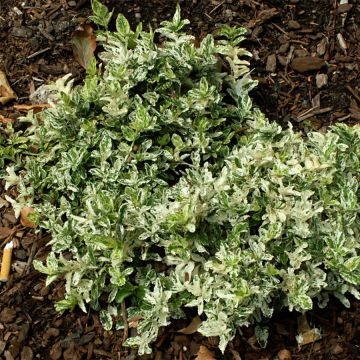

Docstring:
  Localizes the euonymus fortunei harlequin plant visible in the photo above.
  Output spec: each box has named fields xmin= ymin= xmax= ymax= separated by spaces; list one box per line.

xmin=5 ymin=1 xmax=360 ymax=354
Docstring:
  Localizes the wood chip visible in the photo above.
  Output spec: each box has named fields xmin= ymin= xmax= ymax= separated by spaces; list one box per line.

xmin=290 ymin=56 xmax=325 ymax=73
xmin=288 ymin=20 xmax=301 ymax=30
xmin=336 ymin=3 xmax=352 ymax=13
xmin=0 ymin=227 xmax=13 ymax=240
xmin=316 ymin=37 xmax=328 ymax=56
xmin=266 ymin=54 xmax=277 ymax=73
xmin=337 ymin=33 xmax=347 ymax=51
xmin=247 ymin=8 xmax=279 ymax=28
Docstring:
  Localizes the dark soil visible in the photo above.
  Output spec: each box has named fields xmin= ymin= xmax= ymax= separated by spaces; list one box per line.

xmin=0 ymin=0 xmax=360 ymax=359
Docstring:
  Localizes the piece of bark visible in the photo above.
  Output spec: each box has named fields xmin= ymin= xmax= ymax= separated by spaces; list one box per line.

xmin=291 ymin=57 xmax=325 ymax=72
xmin=266 ymin=54 xmax=277 ymax=73
xmin=288 ymin=20 xmax=301 ymax=30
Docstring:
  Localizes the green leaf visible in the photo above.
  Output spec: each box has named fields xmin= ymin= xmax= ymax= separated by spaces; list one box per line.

xmin=116 ymin=14 xmax=131 ymax=36
xmin=171 ymin=133 xmax=184 ymax=149
xmin=90 ymin=0 xmax=113 ymax=28
xmin=115 ymin=283 xmax=136 ymax=304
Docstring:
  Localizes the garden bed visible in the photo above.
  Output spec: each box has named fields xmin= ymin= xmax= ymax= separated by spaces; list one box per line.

xmin=0 ymin=0 xmax=359 ymax=359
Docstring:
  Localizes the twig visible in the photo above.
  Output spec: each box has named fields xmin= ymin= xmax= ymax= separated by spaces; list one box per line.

xmin=121 ymin=301 xmax=129 ymax=344
xmin=47 ymin=4 xmax=62 ymax=17
xmin=297 ymin=107 xmax=333 ymax=122
xmin=346 ymin=85 xmax=360 ymax=103
xmin=22 ymin=238 xmax=38 ymax=275
xmin=209 ymin=0 xmax=226 ymax=15
xmin=27 ymin=47 xmax=51 ymax=60
xmin=272 ymin=23 xmax=288 ymax=35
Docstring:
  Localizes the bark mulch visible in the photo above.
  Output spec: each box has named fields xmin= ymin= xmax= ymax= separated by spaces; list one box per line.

xmin=0 ymin=0 xmax=359 ymax=359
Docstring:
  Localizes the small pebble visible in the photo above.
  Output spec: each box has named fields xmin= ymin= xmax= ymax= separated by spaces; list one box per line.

xmin=68 ymin=1 xmax=76 ymax=6
xmin=135 ymin=12 xmax=141 ymax=20
xmin=316 ymin=73 xmax=328 ymax=88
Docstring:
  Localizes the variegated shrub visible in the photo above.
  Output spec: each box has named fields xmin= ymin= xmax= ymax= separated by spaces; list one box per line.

xmin=5 ymin=1 xmax=360 ymax=354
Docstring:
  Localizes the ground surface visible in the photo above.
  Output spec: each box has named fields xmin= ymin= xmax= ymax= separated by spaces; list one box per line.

xmin=0 ymin=0 xmax=359 ymax=359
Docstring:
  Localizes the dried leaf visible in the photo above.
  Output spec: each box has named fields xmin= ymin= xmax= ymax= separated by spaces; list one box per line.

xmin=296 ymin=314 xmax=321 ymax=347
xmin=230 ymin=349 xmax=242 ymax=360
xmin=20 ymin=207 xmax=37 ymax=228
xmin=72 ymin=24 xmax=97 ymax=69
xmin=0 ymin=197 xmax=9 ymax=208
xmin=0 ymin=114 xmax=15 ymax=124
xmin=13 ymin=103 xmax=51 ymax=113
xmin=296 ymin=328 xmax=321 ymax=346
xmin=178 ymin=316 xmax=202 ymax=334
xmin=247 ymin=335 xmax=261 ymax=350
xmin=128 ymin=315 xmax=143 ymax=328
xmin=0 ymin=71 xmax=17 ymax=105
xmin=195 ymin=345 xmax=216 ymax=360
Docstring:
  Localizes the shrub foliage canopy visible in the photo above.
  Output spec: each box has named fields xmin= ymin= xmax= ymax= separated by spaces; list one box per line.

xmin=5 ymin=2 xmax=360 ymax=354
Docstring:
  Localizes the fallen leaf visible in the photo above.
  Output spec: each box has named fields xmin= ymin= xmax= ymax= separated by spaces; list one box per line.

xmin=230 ymin=349 xmax=242 ymax=360
xmin=247 ymin=335 xmax=261 ymax=350
xmin=178 ymin=316 xmax=202 ymax=334
xmin=20 ymin=207 xmax=37 ymax=229
xmin=195 ymin=345 xmax=216 ymax=360
xmin=128 ymin=315 xmax=143 ymax=328
xmin=0 ymin=197 xmax=9 ymax=208
xmin=13 ymin=103 xmax=51 ymax=113
xmin=296 ymin=328 xmax=321 ymax=347
xmin=0 ymin=114 xmax=15 ymax=124
xmin=0 ymin=71 xmax=17 ymax=105
xmin=72 ymin=24 xmax=97 ymax=69
xmin=296 ymin=314 xmax=321 ymax=347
